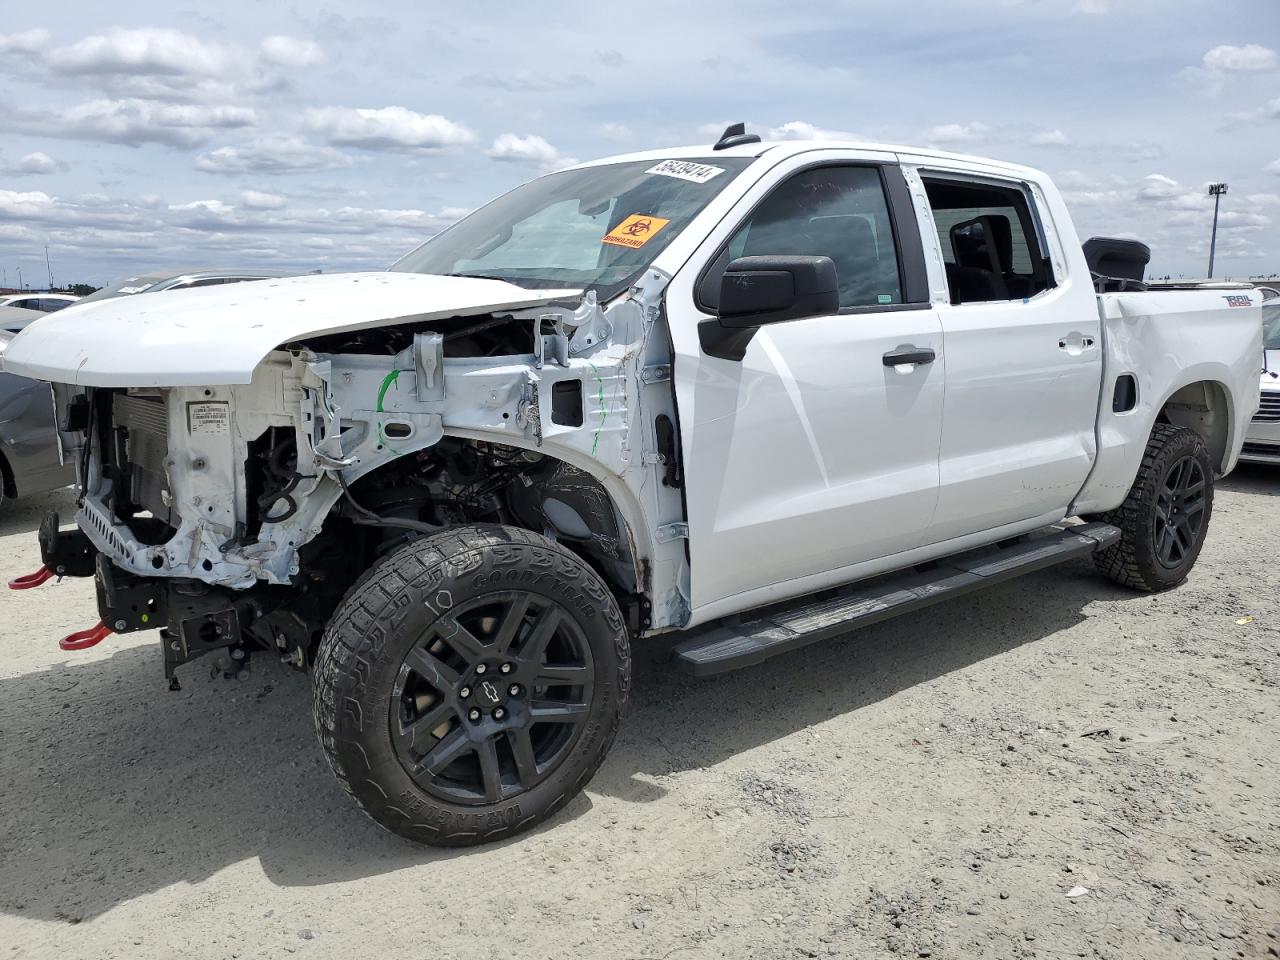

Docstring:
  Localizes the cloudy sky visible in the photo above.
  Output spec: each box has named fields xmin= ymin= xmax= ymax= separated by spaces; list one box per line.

xmin=0 ymin=0 xmax=1277 ymax=288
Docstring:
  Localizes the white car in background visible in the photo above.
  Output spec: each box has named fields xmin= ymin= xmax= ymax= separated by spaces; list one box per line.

xmin=1241 ymin=297 xmax=1280 ymax=464
xmin=0 ymin=293 xmax=79 ymax=313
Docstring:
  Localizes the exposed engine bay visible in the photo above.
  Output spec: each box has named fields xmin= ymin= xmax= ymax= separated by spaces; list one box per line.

xmin=43 ymin=271 xmax=689 ymax=684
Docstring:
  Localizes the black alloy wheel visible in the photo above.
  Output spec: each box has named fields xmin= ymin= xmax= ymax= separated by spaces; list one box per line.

xmin=390 ymin=592 xmax=594 ymax=805
xmin=314 ymin=524 xmax=629 ymax=846
xmin=1094 ymin=423 xmax=1215 ymax=592
xmin=1151 ymin=454 xmax=1208 ymax=569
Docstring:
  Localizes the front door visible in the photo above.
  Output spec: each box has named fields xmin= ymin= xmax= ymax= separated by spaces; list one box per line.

xmin=667 ymin=158 xmax=945 ymax=618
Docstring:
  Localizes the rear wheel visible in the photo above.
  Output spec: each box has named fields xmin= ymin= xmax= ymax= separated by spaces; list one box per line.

xmin=1094 ymin=423 xmax=1214 ymax=592
xmin=313 ymin=524 xmax=629 ymax=846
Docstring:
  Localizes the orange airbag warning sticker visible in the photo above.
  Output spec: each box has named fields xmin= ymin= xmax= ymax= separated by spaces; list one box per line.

xmin=602 ymin=214 xmax=670 ymax=249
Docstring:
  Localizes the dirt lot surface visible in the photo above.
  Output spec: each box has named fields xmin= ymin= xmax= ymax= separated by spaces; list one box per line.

xmin=1 ymin=469 xmax=1278 ymax=960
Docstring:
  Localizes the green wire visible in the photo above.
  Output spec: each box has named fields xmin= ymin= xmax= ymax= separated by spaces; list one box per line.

xmin=375 ymin=369 xmax=402 ymax=455
xmin=588 ymin=362 xmax=607 ymax=458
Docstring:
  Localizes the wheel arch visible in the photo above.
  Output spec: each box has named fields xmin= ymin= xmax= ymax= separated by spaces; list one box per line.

xmin=331 ymin=428 xmax=656 ymax=609
xmin=1155 ymin=377 xmax=1234 ymax=474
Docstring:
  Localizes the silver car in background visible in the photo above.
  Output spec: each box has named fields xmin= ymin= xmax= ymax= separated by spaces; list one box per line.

xmin=0 ymin=323 xmax=75 ymax=512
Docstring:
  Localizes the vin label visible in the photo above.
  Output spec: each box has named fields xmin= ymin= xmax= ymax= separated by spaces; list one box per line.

xmin=187 ymin=401 xmax=230 ymax=436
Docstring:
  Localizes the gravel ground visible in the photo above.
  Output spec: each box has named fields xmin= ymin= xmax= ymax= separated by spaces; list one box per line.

xmin=1 ymin=468 xmax=1277 ymax=960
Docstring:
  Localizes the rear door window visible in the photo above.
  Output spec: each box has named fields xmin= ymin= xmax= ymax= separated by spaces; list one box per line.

xmin=922 ymin=177 xmax=1055 ymax=304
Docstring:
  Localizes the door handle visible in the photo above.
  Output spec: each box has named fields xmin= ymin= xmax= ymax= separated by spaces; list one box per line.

xmin=1057 ymin=333 xmax=1096 ymax=355
xmin=882 ymin=347 xmax=935 ymax=367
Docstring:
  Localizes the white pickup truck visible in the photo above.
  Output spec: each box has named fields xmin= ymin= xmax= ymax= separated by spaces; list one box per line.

xmin=3 ymin=126 xmax=1263 ymax=846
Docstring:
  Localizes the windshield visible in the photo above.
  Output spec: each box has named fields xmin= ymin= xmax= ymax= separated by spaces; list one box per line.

xmin=391 ymin=158 xmax=753 ymax=297
xmin=1265 ymin=303 xmax=1280 ymax=350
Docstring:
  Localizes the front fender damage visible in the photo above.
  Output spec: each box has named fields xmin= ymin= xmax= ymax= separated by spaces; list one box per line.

xmin=79 ymin=271 xmax=692 ymax=629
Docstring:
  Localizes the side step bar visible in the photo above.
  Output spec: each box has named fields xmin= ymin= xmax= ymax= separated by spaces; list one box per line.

xmin=672 ymin=522 xmax=1120 ymax=678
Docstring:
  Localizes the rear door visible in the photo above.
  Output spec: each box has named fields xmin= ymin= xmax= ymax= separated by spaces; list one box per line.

xmin=911 ymin=167 xmax=1102 ymax=541
xmin=665 ymin=152 xmax=945 ymax=618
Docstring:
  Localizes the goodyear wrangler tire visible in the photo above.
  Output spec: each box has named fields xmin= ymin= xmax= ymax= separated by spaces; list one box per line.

xmin=313 ymin=524 xmax=630 ymax=846
xmin=1093 ymin=423 xmax=1214 ymax=592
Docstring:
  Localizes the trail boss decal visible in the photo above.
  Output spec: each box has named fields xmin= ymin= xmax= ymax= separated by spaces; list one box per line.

xmin=645 ymin=160 xmax=725 ymax=184
xmin=1223 ymin=295 xmax=1252 ymax=307
xmin=602 ymin=214 xmax=671 ymax=249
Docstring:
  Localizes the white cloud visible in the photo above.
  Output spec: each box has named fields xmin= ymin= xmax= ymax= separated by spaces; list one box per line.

xmin=41 ymin=28 xmax=240 ymax=101
xmin=487 ymin=133 xmax=578 ymax=172
xmin=765 ymin=120 xmax=857 ymax=141
xmin=1168 ymin=209 xmax=1269 ymax=230
xmin=195 ymin=138 xmax=353 ymax=174
xmin=259 ymin=35 xmax=325 ymax=68
xmin=240 ymin=189 xmax=286 ymax=210
xmin=1 ymin=152 xmax=65 ymax=175
xmin=1269 ymin=158 xmax=1280 ymax=176
xmin=926 ymin=122 xmax=990 ymax=144
xmin=1073 ymin=0 xmax=1110 ymax=12
xmin=597 ymin=123 xmax=633 ymax=143
xmin=1031 ymin=128 xmax=1071 ymax=146
xmin=305 ymin=106 xmax=475 ymax=152
xmin=0 ymin=29 xmax=50 ymax=55
xmin=1136 ymin=173 xmax=1182 ymax=201
xmin=3 ymin=99 xmax=256 ymax=148
xmin=1202 ymin=44 xmax=1277 ymax=73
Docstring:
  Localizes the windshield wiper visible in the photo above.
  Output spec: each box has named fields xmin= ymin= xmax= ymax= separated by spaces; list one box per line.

xmin=443 ymin=272 xmax=515 ymax=282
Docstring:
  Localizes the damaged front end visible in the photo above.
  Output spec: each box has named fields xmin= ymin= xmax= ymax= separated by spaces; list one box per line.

xmin=25 ymin=272 xmax=690 ymax=682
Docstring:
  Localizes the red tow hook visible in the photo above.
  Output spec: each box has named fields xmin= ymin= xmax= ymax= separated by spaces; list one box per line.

xmin=59 ymin=623 xmax=114 ymax=651
xmin=8 ymin=566 xmax=54 ymax=590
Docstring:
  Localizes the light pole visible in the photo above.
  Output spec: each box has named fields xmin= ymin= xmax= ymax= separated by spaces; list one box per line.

xmin=1207 ymin=182 xmax=1228 ymax=279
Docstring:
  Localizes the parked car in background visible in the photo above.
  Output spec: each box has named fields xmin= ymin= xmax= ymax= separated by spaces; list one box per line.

xmin=1241 ymin=297 xmax=1280 ymax=464
xmin=0 ymin=330 xmax=75 ymax=514
xmin=0 ymin=293 xmax=79 ymax=313
xmin=71 ymin=268 xmax=305 ymax=306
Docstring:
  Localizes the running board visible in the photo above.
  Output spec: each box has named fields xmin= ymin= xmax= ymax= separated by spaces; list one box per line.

xmin=672 ymin=522 xmax=1121 ymax=678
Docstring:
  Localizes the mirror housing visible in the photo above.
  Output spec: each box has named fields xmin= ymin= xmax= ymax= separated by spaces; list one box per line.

xmin=699 ymin=255 xmax=841 ymax=362
xmin=716 ymin=255 xmax=839 ymax=328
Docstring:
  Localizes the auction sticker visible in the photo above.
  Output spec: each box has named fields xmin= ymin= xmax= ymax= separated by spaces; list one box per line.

xmin=645 ymin=160 xmax=725 ymax=184
xmin=187 ymin=401 xmax=230 ymax=436
xmin=602 ymin=214 xmax=671 ymax=249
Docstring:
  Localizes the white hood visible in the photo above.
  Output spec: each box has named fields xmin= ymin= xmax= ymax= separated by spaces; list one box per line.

xmin=1 ymin=271 xmax=580 ymax=387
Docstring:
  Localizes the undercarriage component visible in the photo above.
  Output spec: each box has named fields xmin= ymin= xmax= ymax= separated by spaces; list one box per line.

xmin=37 ymin=512 xmax=97 ymax=579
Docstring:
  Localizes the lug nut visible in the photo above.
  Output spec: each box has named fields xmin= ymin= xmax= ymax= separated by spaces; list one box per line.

xmin=468 ymin=708 xmax=481 ymax=721
xmin=459 ymin=686 xmax=472 ymax=699
xmin=508 ymin=684 xmax=521 ymax=697
xmin=475 ymin=663 xmax=488 ymax=675
xmin=493 ymin=707 xmax=506 ymax=721
xmin=499 ymin=662 xmax=514 ymax=675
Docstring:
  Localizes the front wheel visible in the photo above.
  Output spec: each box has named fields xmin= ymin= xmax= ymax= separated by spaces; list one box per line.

xmin=1094 ymin=423 xmax=1215 ymax=592
xmin=313 ymin=525 xmax=630 ymax=846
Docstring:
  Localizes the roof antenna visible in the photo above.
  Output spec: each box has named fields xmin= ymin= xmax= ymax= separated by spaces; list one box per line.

xmin=714 ymin=122 xmax=761 ymax=151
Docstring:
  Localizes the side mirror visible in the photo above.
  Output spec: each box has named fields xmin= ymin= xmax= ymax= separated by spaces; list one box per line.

xmin=717 ymin=255 xmax=839 ymax=328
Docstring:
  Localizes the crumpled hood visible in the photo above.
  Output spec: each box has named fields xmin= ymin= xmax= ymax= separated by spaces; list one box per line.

xmin=1 ymin=271 xmax=580 ymax=387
